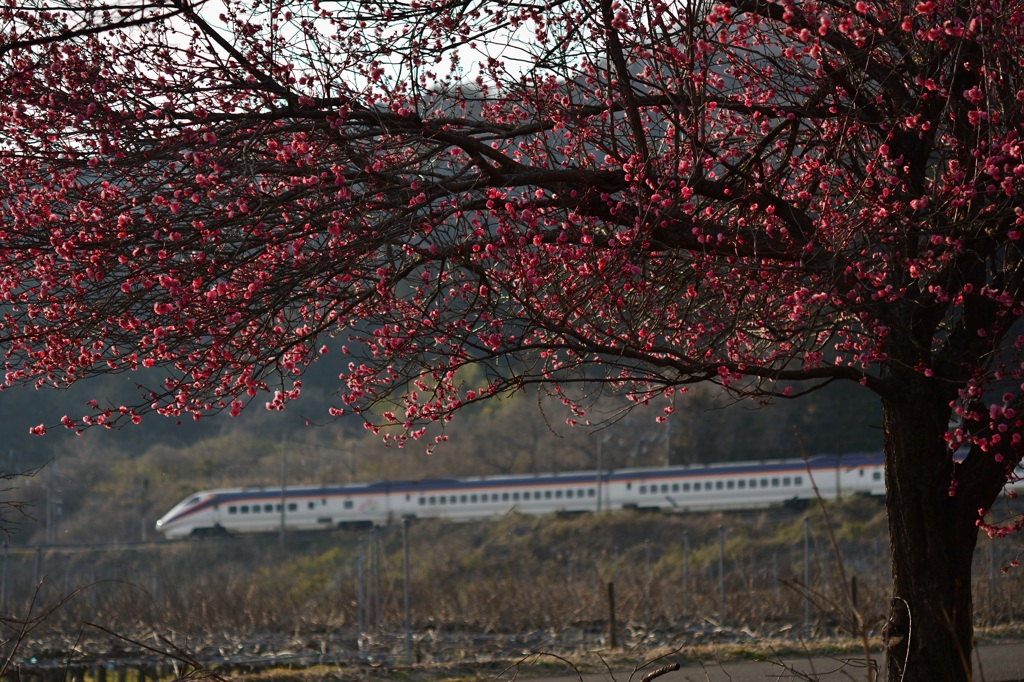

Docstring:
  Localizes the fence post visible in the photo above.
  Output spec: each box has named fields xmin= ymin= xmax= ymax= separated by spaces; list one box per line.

xmin=607 ymin=581 xmax=617 ymax=649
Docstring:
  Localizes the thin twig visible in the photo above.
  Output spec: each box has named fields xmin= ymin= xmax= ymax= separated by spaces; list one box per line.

xmin=640 ymin=662 xmax=680 ymax=682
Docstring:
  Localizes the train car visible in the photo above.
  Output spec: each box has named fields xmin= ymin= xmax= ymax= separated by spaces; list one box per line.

xmin=155 ymin=453 xmax=887 ymax=539
xmin=605 ymin=452 xmax=885 ymax=512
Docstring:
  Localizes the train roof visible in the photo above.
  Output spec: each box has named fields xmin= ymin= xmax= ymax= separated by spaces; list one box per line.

xmin=178 ymin=452 xmax=884 ymax=501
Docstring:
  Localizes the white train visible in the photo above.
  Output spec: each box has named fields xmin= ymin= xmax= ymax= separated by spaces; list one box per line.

xmin=155 ymin=453 xmax=887 ymax=539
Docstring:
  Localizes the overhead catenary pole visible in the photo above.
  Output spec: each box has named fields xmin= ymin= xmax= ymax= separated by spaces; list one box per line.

xmin=1 ymin=542 xmax=7 ymax=616
xmin=279 ymin=441 xmax=287 ymax=549
xmin=804 ymin=517 xmax=812 ymax=637
xmin=403 ymin=518 xmax=412 ymax=664
xmin=718 ymin=525 xmax=726 ymax=624
xmin=644 ymin=539 xmax=652 ymax=626
xmin=682 ymin=531 xmax=689 ymax=622
xmin=374 ymin=528 xmax=382 ymax=634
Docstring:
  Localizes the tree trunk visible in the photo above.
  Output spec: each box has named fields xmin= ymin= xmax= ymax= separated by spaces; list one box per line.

xmin=882 ymin=377 xmax=980 ymax=682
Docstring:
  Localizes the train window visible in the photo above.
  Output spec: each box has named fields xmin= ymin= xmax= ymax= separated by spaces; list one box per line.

xmin=228 ymin=506 xmax=238 ymax=514
xmin=439 ymin=496 xmax=447 ymax=504
xmin=565 ymin=490 xmax=573 ymax=498
xmin=252 ymin=506 xmax=261 ymax=513
xmin=461 ymin=495 xmax=468 ymax=503
xmin=783 ymin=477 xmax=791 ymax=486
xmin=795 ymin=476 xmax=803 ymax=485
xmin=429 ymin=496 xmax=437 ymax=505
xmin=760 ymin=478 xmax=768 ymax=487
xmin=626 ymin=482 xmax=632 ymax=490
xmin=726 ymin=481 xmax=734 ymax=489
xmin=512 ymin=492 xmax=520 ymax=501
xmin=873 ymin=471 xmax=881 ymax=480
xmin=406 ymin=494 xmax=411 ymax=501
xmin=715 ymin=481 xmax=724 ymax=490
xmin=771 ymin=478 xmax=780 ymax=487
xmin=418 ymin=497 xmax=425 ymax=505
xmin=672 ymin=483 xmax=679 ymax=492
xmin=322 ymin=499 xmax=327 ymax=505
xmin=555 ymin=490 xmax=563 ymax=499
xmin=682 ymin=483 xmax=690 ymax=492
xmin=545 ymin=490 xmax=552 ymax=499
xmin=661 ymin=484 xmax=668 ymax=493
xmin=308 ymin=501 xmax=315 ymax=509
xmin=651 ymin=486 xmax=659 ymax=494
xmin=264 ymin=504 xmax=273 ymax=512
xmin=471 ymin=494 xmax=478 ymax=503
xmin=502 ymin=493 xmax=510 ymax=501
xmin=737 ymin=480 xmax=745 ymax=489
xmin=706 ymin=482 xmax=714 ymax=490
xmin=288 ymin=503 xmax=297 ymax=511
xmin=588 ymin=489 xmax=595 ymax=497
xmin=240 ymin=505 xmax=249 ymax=513
xmin=859 ymin=469 xmax=864 ymax=477
xmin=639 ymin=485 xmax=647 ymax=494
xmin=535 ymin=491 xmax=543 ymax=499
xmin=344 ymin=501 xmax=354 ymax=509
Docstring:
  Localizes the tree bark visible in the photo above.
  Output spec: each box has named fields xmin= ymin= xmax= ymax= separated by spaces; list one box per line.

xmin=882 ymin=375 xmax=980 ymax=682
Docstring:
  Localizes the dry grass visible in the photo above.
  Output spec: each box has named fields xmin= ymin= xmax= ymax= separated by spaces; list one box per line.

xmin=5 ymin=498 xmax=1024 ymax=675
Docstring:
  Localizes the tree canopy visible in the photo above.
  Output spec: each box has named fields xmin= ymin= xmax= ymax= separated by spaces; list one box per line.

xmin=2 ymin=0 xmax=1024 ymax=679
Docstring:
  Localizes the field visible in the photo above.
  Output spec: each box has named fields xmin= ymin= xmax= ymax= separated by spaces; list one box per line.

xmin=4 ymin=497 xmax=1024 ymax=677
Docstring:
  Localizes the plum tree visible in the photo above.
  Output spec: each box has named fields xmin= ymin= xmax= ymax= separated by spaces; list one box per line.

xmin=2 ymin=0 xmax=1023 ymax=678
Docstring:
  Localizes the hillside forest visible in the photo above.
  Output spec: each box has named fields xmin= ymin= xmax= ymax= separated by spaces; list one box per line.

xmin=0 ymin=364 xmax=881 ymax=546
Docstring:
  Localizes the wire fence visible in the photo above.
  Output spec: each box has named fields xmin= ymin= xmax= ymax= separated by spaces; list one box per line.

xmin=2 ymin=509 xmax=1023 ymax=668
